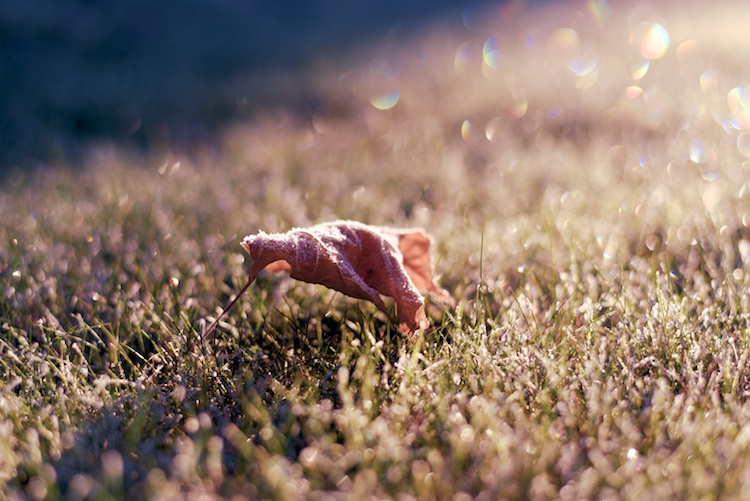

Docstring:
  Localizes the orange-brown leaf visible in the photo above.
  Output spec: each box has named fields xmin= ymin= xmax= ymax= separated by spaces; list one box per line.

xmin=241 ymin=220 xmax=453 ymax=338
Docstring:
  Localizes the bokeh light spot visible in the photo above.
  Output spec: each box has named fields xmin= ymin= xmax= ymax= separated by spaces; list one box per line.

xmin=624 ymin=86 xmax=644 ymax=99
xmin=507 ymin=100 xmax=528 ymax=120
xmin=576 ymin=67 xmax=599 ymax=89
xmin=587 ymin=0 xmax=611 ymax=23
xmin=525 ymin=28 xmax=539 ymax=49
xmin=727 ymin=87 xmax=750 ymax=129
xmin=568 ymin=53 xmax=599 ymax=89
xmin=689 ymin=140 xmax=709 ymax=164
xmin=700 ymin=165 xmax=719 ymax=182
xmin=699 ymin=69 xmax=719 ymax=95
xmin=738 ymin=133 xmax=750 ymax=157
xmin=454 ymin=42 xmax=473 ymax=74
xmin=462 ymin=1 xmax=485 ymax=32
xmin=461 ymin=120 xmax=474 ymax=142
xmin=485 ymin=117 xmax=503 ymax=142
xmin=639 ymin=22 xmax=670 ymax=60
xmin=547 ymin=28 xmax=581 ymax=59
xmin=567 ymin=57 xmax=598 ymax=77
xmin=676 ymin=40 xmax=699 ymax=64
xmin=369 ymin=59 xmax=401 ymax=79
xmin=482 ymin=37 xmax=500 ymax=69
xmin=629 ymin=58 xmax=650 ymax=80
xmin=370 ymin=90 xmax=400 ymax=111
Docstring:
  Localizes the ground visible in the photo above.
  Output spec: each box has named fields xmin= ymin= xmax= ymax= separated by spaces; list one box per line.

xmin=3 ymin=0 xmax=750 ymax=499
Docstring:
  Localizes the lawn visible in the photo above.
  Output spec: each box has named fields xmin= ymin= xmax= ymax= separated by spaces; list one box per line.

xmin=4 ymin=1 xmax=750 ymax=499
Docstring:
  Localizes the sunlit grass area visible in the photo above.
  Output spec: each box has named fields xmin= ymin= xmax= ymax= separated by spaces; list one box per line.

xmin=5 ymin=0 xmax=750 ymax=499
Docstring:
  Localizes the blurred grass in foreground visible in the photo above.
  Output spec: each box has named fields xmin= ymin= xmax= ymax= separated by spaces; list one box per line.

xmin=5 ymin=0 xmax=750 ymax=499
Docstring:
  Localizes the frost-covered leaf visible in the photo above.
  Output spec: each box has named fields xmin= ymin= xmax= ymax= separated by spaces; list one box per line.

xmin=241 ymin=220 xmax=454 ymax=338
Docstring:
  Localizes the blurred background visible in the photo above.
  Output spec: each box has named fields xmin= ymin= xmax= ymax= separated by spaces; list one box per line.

xmin=0 ymin=0 xmax=512 ymax=171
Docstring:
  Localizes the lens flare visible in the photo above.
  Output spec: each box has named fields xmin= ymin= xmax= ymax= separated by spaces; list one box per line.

xmin=639 ymin=22 xmax=670 ymax=60
xmin=370 ymin=90 xmax=400 ymax=111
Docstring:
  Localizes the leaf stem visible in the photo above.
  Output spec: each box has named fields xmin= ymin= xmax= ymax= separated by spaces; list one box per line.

xmin=202 ymin=277 xmax=254 ymax=346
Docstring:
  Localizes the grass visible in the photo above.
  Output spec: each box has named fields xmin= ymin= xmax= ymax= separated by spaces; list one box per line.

xmin=4 ymin=0 xmax=750 ymax=499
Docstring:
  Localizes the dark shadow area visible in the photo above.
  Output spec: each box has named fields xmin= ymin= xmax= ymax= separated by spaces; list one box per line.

xmin=1 ymin=0 xmax=504 ymax=171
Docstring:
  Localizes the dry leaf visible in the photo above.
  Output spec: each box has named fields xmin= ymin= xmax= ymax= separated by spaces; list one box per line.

xmin=241 ymin=220 xmax=454 ymax=338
